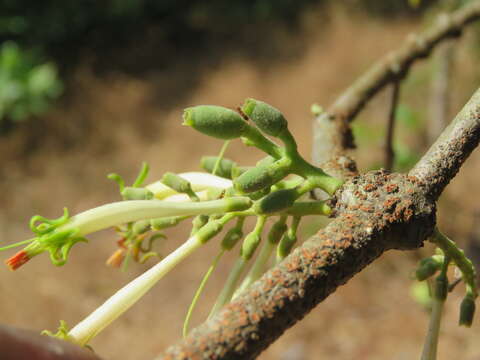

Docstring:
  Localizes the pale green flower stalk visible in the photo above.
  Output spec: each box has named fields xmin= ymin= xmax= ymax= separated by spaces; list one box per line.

xmin=208 ymin=257 xmax=248 ymax=319
xmin=233 ymin=238 xmax=275 ymax=299
xmin=421 ymin=256 xmax=450 ymax=360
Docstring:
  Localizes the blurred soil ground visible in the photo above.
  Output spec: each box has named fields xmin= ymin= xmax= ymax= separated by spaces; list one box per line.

xmin=1 ymin=6 xmax=480 ymax=360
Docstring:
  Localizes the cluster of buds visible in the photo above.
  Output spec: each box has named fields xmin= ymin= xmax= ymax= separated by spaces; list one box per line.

xmin=414 ymin=229 xmax=478 ymax=327
xmin=1 ymin=98 xmax=344 ymax=346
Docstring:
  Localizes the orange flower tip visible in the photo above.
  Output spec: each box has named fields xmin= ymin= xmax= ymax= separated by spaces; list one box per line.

xmin=5 ymin=250 xmax=31 ymax=271
xmin=116 ymin=238 xmax=127 ymax=248
xmin=106 ymin=249 xmax=125 ymax=268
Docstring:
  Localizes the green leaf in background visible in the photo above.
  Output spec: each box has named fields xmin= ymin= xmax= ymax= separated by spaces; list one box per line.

xmin=0 ymin=41 xmax=62 ymax=129
xmin=396 ymin=103 xmax=421 ymax=130
xmin=394 ymin=141 xmax=421 ymax=172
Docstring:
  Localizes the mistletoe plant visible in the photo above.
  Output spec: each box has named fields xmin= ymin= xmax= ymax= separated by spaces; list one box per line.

xmin=0 ymin=99 xmax=342 ymax=347
xmin=1 ymin=98 xmax=477 ymax=359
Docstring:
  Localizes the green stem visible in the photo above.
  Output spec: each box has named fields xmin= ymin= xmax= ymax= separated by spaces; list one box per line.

xmin=429 ymin=228 xmax=478 ymax=298
xmin=212 ymin=141 xmax=231 ymax=176
xmin=242 ymin=126 xmax=284 ymax=159
xmin=421 ymin=256 xmax=450 ymax=360
xmin=183 ymin=249 xmax=225 ymax=337
xmin=421 ymin=292 xmax=445 ymax=360
xmin=233 ymin=236 xmax=275 ymax=299
xmin=208 ymin=257 xmax=247 ymax=319
xmin=0 ymin=238 xmax=35 ymax=251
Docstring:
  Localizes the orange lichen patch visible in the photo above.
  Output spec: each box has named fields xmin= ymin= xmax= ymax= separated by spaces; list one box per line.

xmin=301 ymin=248 xmax=316 ymax=261
xmin=250 ymin=312 xmax=260 ymax=323
xmin=383 ymin=197 xmax=400 ymax=212
xmin=359 ymin=205 xmax=374 ymax=213
xmin=403 ymin=208 xmax=414 ymax=221
xmin=363 ymin=183 xmax=377 ymax=192
xmin=385 ymin=183 xmax=399 ymax=193
xmin=286 ymin=260 xmax=300 ymax=272
xmin=5 ymin=250 xmax=30 ymax=270
xmin=407 ymin=175 xmax=419 ymax=183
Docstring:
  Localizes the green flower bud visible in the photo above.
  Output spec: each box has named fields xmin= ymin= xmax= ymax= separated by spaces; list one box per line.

xmin=231 ymin=166 xmax=251 ymax=179
xmin=459 ymin=296 xmax=476 ymax=327
xmin=196 ymin=220 xmax=224 ymax=244
xmin=287 ymin=201 xmax=331 ymax=216
xmin=150 ymin=216 xmax=187 ymax=231
xmin=162 ymin=172 xmax=192 ymax=194
xmin=256 ymin=156 xmax=276 ymax=167
xmin=277 ymin=232 xmax=297 ymax=259
xmin=241 ymin=232 xmax=261 ymax=260
xmin=310 ymin=103 xmax=324 ymax=116
xmin=234 ymin=163 xmax=289 ymax=193
xmin=242 ymin=98 xmax=288 ymax=137
xmin=248 ymin=187 xmax=271 ymax=201
xmin=191 ymin=214 xmax=209 ymax=234
xmin=121 ymin=187 xmax=154 ymax=200
xmin=253 ymin=188 xmax=297 ymax=214
xmin=434 ymin=276 xmax=448 ymax=301
xmin=221 ymin=227 xmax=243 ymax=251
xmin=223 ymin=197 xmax=253 ymax=212
xmin=183 ymin=105 xmax=247 ymax=140
xmin=268 ymin=219 xmax=288 ymax=245
xmin=415 ymin=257 xmax=441 ymax=281
xmin=201 ymin=156 xmax=236 ymax=179
xmin=132 ymin=220 xmax=151 ymax=235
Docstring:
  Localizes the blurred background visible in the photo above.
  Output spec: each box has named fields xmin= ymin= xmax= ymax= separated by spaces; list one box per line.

xmin=0 ymin=1 xmax=480 ymax=359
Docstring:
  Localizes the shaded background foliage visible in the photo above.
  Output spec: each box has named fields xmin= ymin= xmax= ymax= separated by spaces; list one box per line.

xmin=1 ymin=1 xmax=480 ymax=360
xmin=0 ymin=0 xmax=436 ymax=133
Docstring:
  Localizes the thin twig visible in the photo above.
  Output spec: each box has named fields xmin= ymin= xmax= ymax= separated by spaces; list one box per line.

xmin=410 ymin=88 xmax=480 ymax=200
xmin=385 ymin=81 xmax=401 ymax=172
xmin=428 ymin=37 xmax=455 ymax=144
xmin=312 ymin=2 xmax=480 ymax=174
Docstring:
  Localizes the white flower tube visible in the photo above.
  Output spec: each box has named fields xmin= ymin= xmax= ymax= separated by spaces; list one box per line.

xmin=59 ymin=197 xmax=248 ymax=237
xmin=68 ymin=234 xmax=202 ymax=345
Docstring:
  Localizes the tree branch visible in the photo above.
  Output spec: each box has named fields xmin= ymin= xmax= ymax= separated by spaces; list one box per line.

xmin=385 ymin=81 xmax=401 ymax=172
xmin=409 ymin=87 xmax=480 ymax=200
xmin=312 ymin=1 xmax=480 ymax=174
xmin=427 ymin=37 xmax=455 ymax=144
xmin=156 ymin=86 xmax=480 ymax=360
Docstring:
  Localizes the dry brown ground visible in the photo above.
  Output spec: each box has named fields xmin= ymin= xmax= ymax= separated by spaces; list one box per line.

xmin=1 ymin=7 xmax=479 ymax=360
